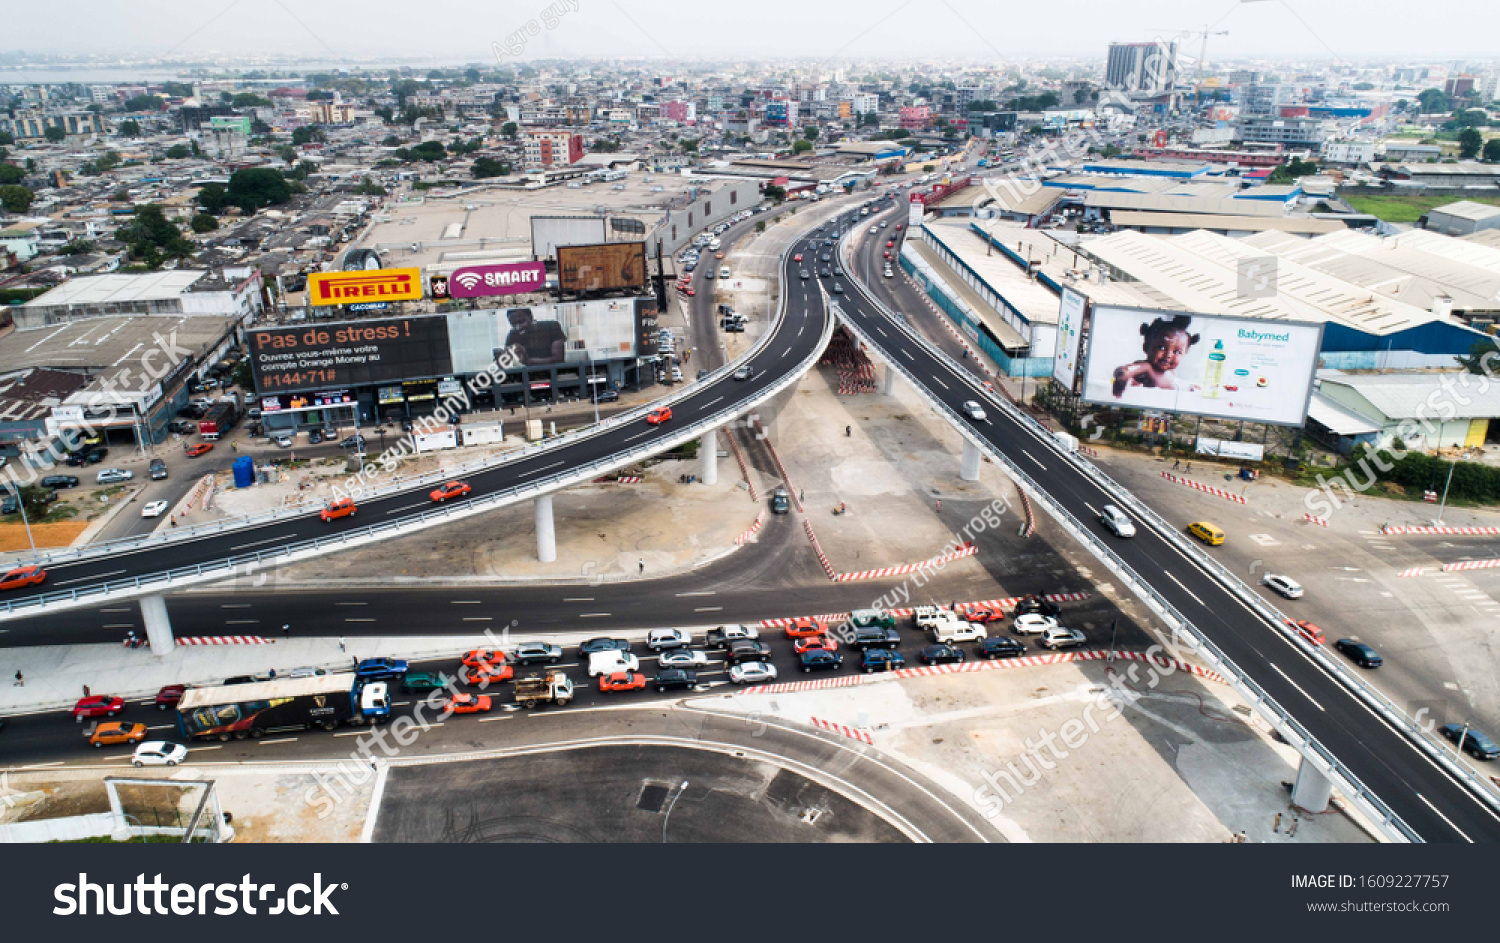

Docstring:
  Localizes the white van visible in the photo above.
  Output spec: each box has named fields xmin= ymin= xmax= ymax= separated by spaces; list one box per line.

xmin=719 ymin=266 xmax=730 ymax=279
xmin=708 ymin=238 xmax=722 ymax=250
xmin=587 ymin=651 xmax=641 ymax=677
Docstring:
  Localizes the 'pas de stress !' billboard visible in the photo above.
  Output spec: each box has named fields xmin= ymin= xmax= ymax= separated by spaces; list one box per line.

xmin=1079 ymin=306 xmax=1323 ymax=427
xmin=249 ymin=317 xmax=454 ymax=394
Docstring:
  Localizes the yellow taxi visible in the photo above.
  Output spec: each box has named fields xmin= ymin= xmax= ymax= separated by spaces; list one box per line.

xmin=1187 ymin=521 xmax=1225 ymax=546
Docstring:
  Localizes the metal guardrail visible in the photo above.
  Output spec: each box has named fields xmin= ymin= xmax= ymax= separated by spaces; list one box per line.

xmin=0 ymin=238 xmax=838 ymax=618
xmin=835 ymin=239 xmax=1426 ymax=842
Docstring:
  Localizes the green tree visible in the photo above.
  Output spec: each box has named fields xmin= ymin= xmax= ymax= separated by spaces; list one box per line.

xmin=381 ymin=134 xmax=403 ymax=146
xmin=966 ymin=100 xmax=998 ymax=111
xmin=1268 ymin=155 xmax=1320 ymax=184
xmin=374 ymin=105 xmax=394 ymax=124
xmin=165 ymin=143 xmax=191 ymax=159
xmin=0 ymin=131 xmax=16 ymax=146
xmin=117 ymin=119 xmax=141 ymax=136
xmin=231 ymin=93 xmax=271 ymax=107
xmin=802 ymin=125 xmax=819 ymax=141
xmin=225 ymin=167 xmax=292 ymax=211
xmin=353 ymin=177 xmax=386 ymax=195
xmin=1416 ymin=88 xmax=1448 ymax=113
xmin=406 ymin=140 xmax=447 ymax=161
xmin=792 ymin=138 xmax=812 ymax=153
xmin=190 ymin=213 xmax=219 ymax=233
xmin=501 ymin=121 xmax=518 ymax=139
xmin=470 ymin=156 xmax=510 ymax=178
xmin=306 ymin=90 xmax=334 ymax=101
xmin=1459 ymin=127 xmax=1483 ymax=159
xmin=0 ymin=164 xmax=24 ymax=186
xmin=1484 ymin=139 xmax=1500 ymax=163
xmin=859 ymin=112 xmax=880 ymax=127
xmin=121 ymin=205 xmax=194 ymax=265
xmin=1457 ymin=340 xmax=1499 ymax=374
xmin=290 ymin=125 xmax=325 ymax=146
xmin=0 ymin=184 xmax=32 ymax=213
xmin=123 ymin=94 xmax=165 ymax=113
xmin=196 ymin=182 xmax=229 ymax=213
xmin=59 ymin=239 xmax=95 ymax=255
xmin=43 ymin=126 xmax=66 ymax=143
xmin=763 ymin=184 xmax=786 ymax=203
xmin=16 ymin=484 xmax=55 ymax=522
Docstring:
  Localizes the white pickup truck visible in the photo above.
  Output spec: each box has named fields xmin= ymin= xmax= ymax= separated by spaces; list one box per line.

xmin=931 ymin=620 xmax=987 ymax=644
xmin=913 ymin=606 xmax=958 ymax=630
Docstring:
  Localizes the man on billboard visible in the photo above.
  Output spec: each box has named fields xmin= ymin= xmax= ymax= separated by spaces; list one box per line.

xmin=1111 ymin=314 xmax=1201 ymax=397
xmin=504 ymin=307 xmax=567 ymax=365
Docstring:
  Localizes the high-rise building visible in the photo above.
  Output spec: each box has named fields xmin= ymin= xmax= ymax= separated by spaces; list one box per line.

xmin=1243 ymin=83 xmax=1294 ymax=116
xmin=1105 ymin=41 xmax=1178 ymax=98
xmin=523 ymin=129 xmax=584 ymax=168
xmin=851 ymin=93 xmax=880 ymax=115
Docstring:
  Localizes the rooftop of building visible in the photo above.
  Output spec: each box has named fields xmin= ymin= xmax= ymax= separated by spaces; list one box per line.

xmin=22 ymin=270 xmax=207 ymax=308
xmin=1429 ymin=200 xmax=1500 ymax=222
xmin=920 ymin=219 xmax=1068 ymax=331
xmin=0 ymin=315 xmax=239 ymax=394
xmin=1319 ymin=372 xmax=1500 ymax=420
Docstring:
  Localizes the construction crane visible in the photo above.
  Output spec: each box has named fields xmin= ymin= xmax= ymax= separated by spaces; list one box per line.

xmin=1150 ymin=26 xmax=1230 ymax=83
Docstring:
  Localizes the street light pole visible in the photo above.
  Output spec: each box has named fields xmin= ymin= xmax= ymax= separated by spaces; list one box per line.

xmin=661 ymin=779 xmax=690 ymax=843
xmin=9 ymin=483 xmax=35 ymax=553
xmin=1456 ymin=721 xmax=1471 ymax=761
xmin=1436 ymin=457 xmax=1456 ymax=525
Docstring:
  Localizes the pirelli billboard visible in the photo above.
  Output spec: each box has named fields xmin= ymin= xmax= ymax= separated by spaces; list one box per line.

xmin=306 ymin=268 xmax=424 ymax=307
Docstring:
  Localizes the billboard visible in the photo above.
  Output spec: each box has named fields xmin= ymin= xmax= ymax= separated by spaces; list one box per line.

xmin=306 ymin=268 xmax=423 ymax=307
xmin=531 ymin=216 xmax=607 ymax=261
xmin=449 ymin=261 xmax=547 ymax=299
xmin=249 ymin=316 xmax=454 ymax=393
xmin=556 ymin=242 xmax=647 ymax=294
xmin=1079 ymin=307 xmax=1323 ymax=427
xmin=260 ymin=390 xmax=356 ymax=413
xmin=1053 ymin=286 xmax=1088 ymax=391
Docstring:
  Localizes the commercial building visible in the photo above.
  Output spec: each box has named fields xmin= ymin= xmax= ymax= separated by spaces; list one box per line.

xmin=1242 ymin=83 xmax=1294 ymax=116
xmin=19 ymin=270 xmax=264 ymax=330
xmin=899 ymin=106 xmax=932 ymax=130
xmin=1381 ymin=162 xmax=1500 ymax=190
xmin=0 ymin=109 xmax=106 ymax=140
xmin=307 ymin=99 xmax=355 ymax=124
xmin=850 ymin=93 xmax=879 ymax=115
xmin=1104 ymin=41 xmax=1177 ymax=98
xmin=762 ymin=98 xmax=798 ymax=128
xmin=1309 ymin=372 xmax=1500 ymax=455
xmin=1321 ymin=140 xmax=1376 ymax=164
xmin=1426 ymin=201 xmax=1500 ymax=237
xmin=1238 ymin=116 xmax=1325 ymax=148
xmin=523 ymin=130 xmax=584 ymax=169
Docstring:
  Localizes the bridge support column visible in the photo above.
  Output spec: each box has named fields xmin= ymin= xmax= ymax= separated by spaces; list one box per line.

xmin=535 ymin=495 xmax=557 ymax=563
xmin=881 ymin=364 xmax=897 ymax=396
xmin=1291 ymin=755 xmax=1333 ymax=813
xmin=960 ymin=440 xmax=982 ymax=482
xmin=140 ymin=594 xmax=174 ymax=655
xmin=700 ymin=431 xmax=718 ymax=485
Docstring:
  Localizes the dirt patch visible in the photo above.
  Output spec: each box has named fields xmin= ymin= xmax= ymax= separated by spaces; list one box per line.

xmin=0 ymin=521 xmax=90 ymax=551
xmin=12 ymin=779 xmax=191 ymax=824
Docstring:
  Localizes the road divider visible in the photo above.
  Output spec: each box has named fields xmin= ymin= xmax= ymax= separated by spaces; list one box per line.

xmin=1160 ymin=471 xmax=1248 ymax=504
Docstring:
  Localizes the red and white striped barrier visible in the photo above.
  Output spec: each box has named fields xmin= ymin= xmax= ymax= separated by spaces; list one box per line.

xmin=736 ymin=509 xmax=767 ymax=546
xmin=1077 ymin=445 xmax=1100 ymax=458
xmin=1442 ymin=558 xmax=1500 ymax=572
xmin=753 ymin=419 xmax=802 ymax=513
xmin=802 ymin=519 xmax=840 ymax=580
xmin=757 ymin=593 xmax=1091 ymax=628
xmin=1018 ymin=488 xmax=1036 ymax=537
xmin=176 ymin=636 xmax=273 ymax=646
xmin=809 ymin=716 xmax=874 ymax=744
xmin=1382 ymin=525 xmax=1500 ymax=536
xmin=739 ymin=648 xmax=1228 ymax=695
xmin=1396 ymin=566 xmax=1425 ymax=578
xmin=592 ymin=475 xmax=643 ymax=484
xmin=836 ymin=543 xmax=977 ymax=582
xmin=721 ymin=428 xmax=759 ymax=501
xmin=1160 ymin=471 xmax=1248 ymax=504
xmin=1303 ymin=513 xmax=1330 ymax=527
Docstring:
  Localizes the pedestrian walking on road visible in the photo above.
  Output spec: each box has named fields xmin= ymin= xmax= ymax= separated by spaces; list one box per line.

xmin=936 ymin=499 xmax=942 ymax=513
xmin=170 ymin=517 xmax=177 ymax=527
xmin=282 ymin=623 xmax=290 ymax=640
xmin=338 ymin=636 xmax=346 ymax=653
xmin=83 ymin=685 xmax=90 ymax=697
xmin=845 ymin=425 xmax=851 ymax=437
xmin=638 ymin=558 xmax=645 ymax=574
xmin=1173 ymin=459 xmax=1180 ymax=470
xmin=13 ymin=670 xmax=21 ymax=687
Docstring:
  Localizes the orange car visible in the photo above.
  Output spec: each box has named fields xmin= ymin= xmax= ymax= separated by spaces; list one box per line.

xmin=89 ymin=722 xmax=148 ymax=748
xmin=462 ymin=663 xmax=514 ymax=686
xmin=320 ymin=497 xmax=357 ymax=522
xmin=1290 ymin=620 xmax=1326 ymax=646
xmin=646 ymin=407 xmax=673 ymax=425
xmin=442 ymin=693 xmax=492 ymax=714
xmin=461 ymin=649 xmax=507 ymax=668
xmin=793 ymin=634 xmax=838 ymax=655
xmin=598 ymin=670 xmax=647 ymax=693
xmin=784 ymin=618 xmax=824 ymax=639
xmin=185 ymin=443 xmax=214 ymax=458
xmin=430 ymin=481 xmax=472 ymax=503
xmin=0 ymin=565 xmax=45 ymax=591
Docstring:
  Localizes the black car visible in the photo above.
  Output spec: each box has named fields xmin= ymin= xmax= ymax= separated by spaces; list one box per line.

xmin=819 ymin=253 xmax=831 ymax=262
xmin=852 ymin=626 xmax=901 ymax=650
xmin=725 ymin=640 xmax=772 ymax=665
xmin=920 ymin=643 xmax=965 ymax=665
xmin=1438 ymin=723 xmax=1500 ymax=760
xmin=1334 ymin=639 xmax=1382 ymax=668
xmin=1014 ymin=595 xmax=1061 ymax=619
xmin=595 ymin=389 xmax=619 ymax=403
xmin=65 ymin=449 xmax=107 ymax=467
xmin=799 ymin=650 xmax=843 ymax=674
xmin=862 ymin=649 xmax=906 ymax=673
xmin=654 ymin=668 xmax=699 ymax=692
xmin=577 ymin=637 xmax=631 ymax=658
xmin=40 ymin=475 xmax=79 ymax=489
xmin=770 ymin=488 xmax=790 ymax=514
xmin=799 ymin=269 xmax=810 ymax=279
xmin=978 ymin=636 xmax=1028 ymax=660
xmin=340 ymin=435 xmax=367 ymax=450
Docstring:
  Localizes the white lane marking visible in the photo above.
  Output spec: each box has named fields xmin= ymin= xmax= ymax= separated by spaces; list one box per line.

xmin=333 ymin=731 xmax=366 ymax=737
xmin=384 ymin=502 xmax=427 ymax=516
xmin=1084 ymin=502 xmax=1099 ymax=516
xmin=624 ymin=430 xmax=653 ymax=442
xmin=677 ymin=591 xmax=715 ymax=597
xmin=345 ymin=618 xmax=376 ymax=623
xmin=100 ymin=608 xmax=131 ymax=613
xmin=103 ymin=622 xmax=134 ymax=628
xmin=229 ymin=535 xmax=292 ymax=551
xmin=224 ymin=620 xmax=259 ymax=625
xmin=335 ymin=601 xmax=367 ymax=607
xmin=563 ymin=597 xmax=593 ymax=602
xmin=17 ymin=761 xmax=64 ymax=769
xmin=901 ymin=349 xmax=915 ymax=360
xmin=876 ymin=326 xmax=888 ymax=337
xmin=186 ymin=746 xmax=222 ymax=753
xmin=477 ymin=715 xmax=514 ymax=723
xmin=701 ymin=396 xmax=723 ymax=409
xmin=257 ymin=738 xmax=297 ymax=746
xmin=1417 ymin=793 xmax=1474 ymax=842
xmin=147 ymin=725 xmax=175 ymax=731
xmin=220 ymin=604 xmax=252 ymax=609
xmin=932 ymin=377 xmax=949 ymax=390
xmin=783 ymin=346 xmax=792 ymax=357
xmin=580 ymin=612 xmax=612 ymax=618
xmin=797 ymin=325 xmax=804 ymax=337
xmin=1020 ymin=449 xmax=1046 ymax=470
xmin=1268 ymin=662 xmax=1325 ymax=712
xmin=517 ymin=460 xmax=564 ymax=480
xmin=694 ymin=606 xmax=723 ymax=612
xmin=451 ymin=600 xmax=482 ymax=604
xmin=462 ymin=617 xmax=492 ymax=622
xmin=56 ymin=569 xmax=127 ymax=587
xmin=1162 ymin=569 xmax=1205 ymax=607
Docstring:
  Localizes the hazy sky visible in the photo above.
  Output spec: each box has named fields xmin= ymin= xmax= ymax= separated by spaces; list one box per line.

xmin=5 ymin=0 xmax=1498 ymax=63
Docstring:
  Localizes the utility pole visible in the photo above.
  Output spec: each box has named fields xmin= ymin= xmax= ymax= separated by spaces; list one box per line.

xmin=1435 ymin=457 xmax=1456 ymax=525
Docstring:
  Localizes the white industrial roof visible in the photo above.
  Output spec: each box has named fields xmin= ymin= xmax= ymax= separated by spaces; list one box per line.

xmin=1320 ymin=373 xmax=1500 ymax=421
xmin=24 ymin=271 xmax=206 ymax=307
xmin=1307 ymin=390 xmax=1383 ymax=435
xmin=1428 ymin=200 xmax=1500 ymax=223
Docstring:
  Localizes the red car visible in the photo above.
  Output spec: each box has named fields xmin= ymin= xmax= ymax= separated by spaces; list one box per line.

xmin=73 ymin=695 xmax=125 ymax=719
xmin=895 ymin=224 xmax=904 ymax=231
xmin=442 ymin=693 xmax=492 ymax=714
xmin=185 ymin=443 xmax=214 ymax=458
xmin=599 ymin=670 xmax=647 ymax=693
xmin=430 ymin=481 xmax=472 ymax=503
xmin=793 ymin=634 xmax=838 ymax=655
xmin=784 ymin=618 xmax=825 ymax=639
xmin=646 ymin=407 xmax=672 ymax=425
xmin=320 ymin=497 xmax=357 ymax=522
xmin=883 ymin=251 xmax=892 ymax=260
xmin=462 ymin=663 xmax=514 ymax=686
xmin=154 ymin=684 xmax=188 ymax=710
xmin=461 ymin=649 xmax=507 ymax=668
xmin=886 ymin=240 xmax=895 ymax=248
xmin=682 ymin=286 xmax=695 ymax=296
xmin=0 ymin=565 xmax=45 ymax=591
xmin=964 ymin=606 xmax=1001 ymax=624
xmin=793 ymin=253 xmax=803 ymax=262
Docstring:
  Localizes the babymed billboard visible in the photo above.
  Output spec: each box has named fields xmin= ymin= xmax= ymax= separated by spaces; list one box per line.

xmin=249 ymin=316 xmax=454 ymax=394
xmin=1079 ymin=307 xmax=1323 ymax=427
xmin=449 ymin=261 xmax=547 ymax=299
xmin=1052 ymin=286 xmax=1088 ymax=392
xmin=556 ymin=242 xmax=647 ymax=294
